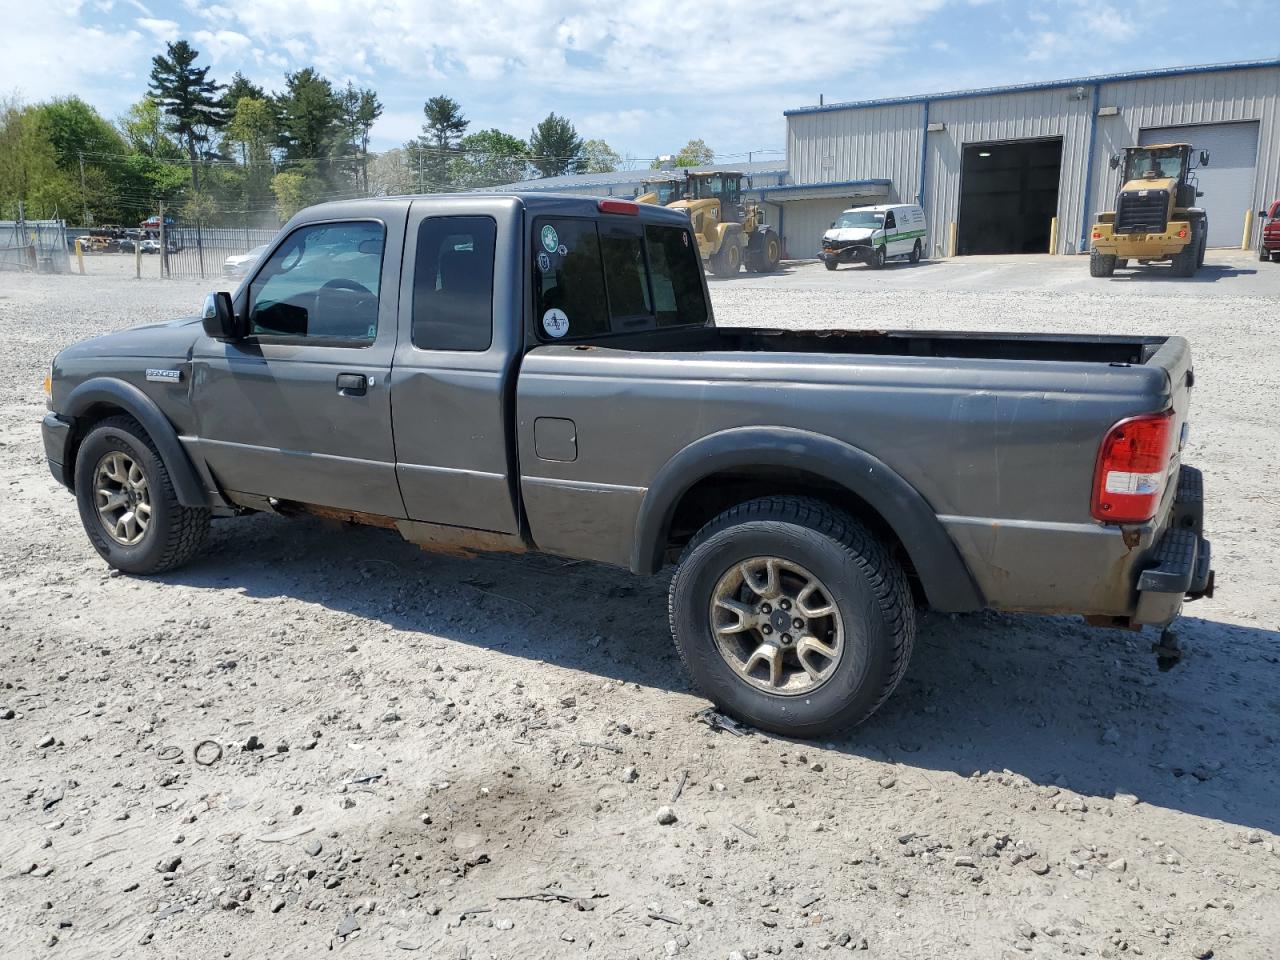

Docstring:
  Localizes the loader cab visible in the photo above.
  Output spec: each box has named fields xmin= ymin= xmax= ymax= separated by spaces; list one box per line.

xmin=1115 ymin=144 xmax=1206 ymax=209
xmin=637 ymin=176 xmax=688 ymax=206
xmin=687 ymin=173 xmax=745 ymax=223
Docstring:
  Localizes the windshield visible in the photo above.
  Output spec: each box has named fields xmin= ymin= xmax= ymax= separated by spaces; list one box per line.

xmin=1124 ymin=148 xmax=1184 ymax=181
xmin=653 ymin=183 xmax=683 ymax=204
xmin=832 ymin=210 xmax=885 ymax=230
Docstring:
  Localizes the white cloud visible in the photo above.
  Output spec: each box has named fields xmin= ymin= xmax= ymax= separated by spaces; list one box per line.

xmin=136 ymin=17 xmax=179 ymax=42
xmin=192 ymin=29 xmax=253 ymax=63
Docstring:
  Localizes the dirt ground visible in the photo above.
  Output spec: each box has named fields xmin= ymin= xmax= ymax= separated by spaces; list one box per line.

xmin=1 ymin=251 xmax=1277 ymax=960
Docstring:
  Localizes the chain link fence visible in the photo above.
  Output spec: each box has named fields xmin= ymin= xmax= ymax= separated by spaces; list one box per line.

xmin=0 ymin=219 xmax=71 ymax=274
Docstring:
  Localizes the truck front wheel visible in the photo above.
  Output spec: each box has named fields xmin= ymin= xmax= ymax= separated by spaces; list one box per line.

xmin=1090 ymin=249 xmax=1117 ymax=277
xmin=668 ymin=496 xmax=916 ymax=737
xmin=73 ymin=415 xmax=211 ymax=574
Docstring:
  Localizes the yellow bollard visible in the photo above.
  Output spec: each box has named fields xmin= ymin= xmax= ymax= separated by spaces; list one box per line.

xmin=75 ymin=238 xmax=85 ymax=275
xmin=1242 ymin=209 xmax=1254 ymax=250
xmin=948 ymin=221 xmax=958 ymax=258
xmin=1048 ymin=216 xmax=1059 ymax=255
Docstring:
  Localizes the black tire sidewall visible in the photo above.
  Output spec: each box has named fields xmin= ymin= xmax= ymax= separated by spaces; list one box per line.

xmin=74 ymin=422 xmax=176 ymax=573
xmin=672 ymin=520 xmax=892 ymax=735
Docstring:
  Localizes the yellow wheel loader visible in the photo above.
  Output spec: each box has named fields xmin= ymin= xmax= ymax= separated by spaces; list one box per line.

xmin=634 ymin=174 xmax=689 ymax=206
xmin=664 ymin=172 xmax=782 ymax=277
xmin=1090 ymin=144 xmax=1209 ymax=278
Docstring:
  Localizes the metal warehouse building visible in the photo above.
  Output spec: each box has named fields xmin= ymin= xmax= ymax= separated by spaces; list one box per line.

xmin=480 ymin=160 xmax=788 ymax=199
xmin=780 ymin=59 xmax=1280 ymax=259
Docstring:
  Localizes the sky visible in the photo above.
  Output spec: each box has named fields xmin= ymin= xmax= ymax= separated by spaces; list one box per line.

xmin=2 ymin=0 xmax=1276 ymax=166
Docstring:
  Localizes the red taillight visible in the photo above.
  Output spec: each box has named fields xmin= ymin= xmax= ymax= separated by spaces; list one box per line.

xmin=1091 ymin=411 xmax=1176 ymax=523
xmin=1092 ymin=230 xmax=1102 ymax=239
xmin=1176 ymin=226 xmax=1188 ymax=238
xmin=598 ymin=199 xmax=639 ymax=216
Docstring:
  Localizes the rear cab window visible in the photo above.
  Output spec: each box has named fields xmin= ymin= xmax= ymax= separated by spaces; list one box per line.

xmin=533 ymin=216 xmax=708 ymax=342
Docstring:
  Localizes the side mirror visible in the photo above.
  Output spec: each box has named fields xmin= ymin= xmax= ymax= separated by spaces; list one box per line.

xmin=1200 ymin=150 xmax=1209 ymax=166
xmin=202 ymin=291 xmax=243 ymax=340
xmin=1260 ymin=210 xmax=1269 ymax=219
xmin=830 ymin=221 xmax=836 ymax=228
xmin=1108 ymin=154 xmax=1120 ymax=169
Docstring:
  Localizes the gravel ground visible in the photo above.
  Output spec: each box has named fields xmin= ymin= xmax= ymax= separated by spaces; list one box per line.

xmin=1 ymin=251 xmax=1278 ymax=960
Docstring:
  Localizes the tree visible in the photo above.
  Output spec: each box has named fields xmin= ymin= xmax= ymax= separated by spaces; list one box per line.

xmin=0 ymin=98 xmax=72 ymax=220
xmin=271 ymin=169 xmax=318 ymax=220
xmin=340 ymin=84 xmax=382 ymax=192
xmin=223 ymin=72 xmax=267 ymax=113
xmin=275 ymin=68 xmax=344 ymax=166
xmin=119 ymin=96 xmax=183 ymax=159
xmin=528 ymin=113 xmax=583 ymax=178
xmin=148 ymin=39 xmax=227 ymax=191
xmin=409 ymin=95 xmax=467 ymax=192
xmin=367 ymin=147 xmax=414 ymax=197
xmin=581 ymin=138 xmax=620 ymax=174
xmin=227 ymin=96 xmax=277 ymax=209
xmin=451 ymin=129 xmax=527 ymax=187
xmin=674 ymin=138 xmax=715 ymax=167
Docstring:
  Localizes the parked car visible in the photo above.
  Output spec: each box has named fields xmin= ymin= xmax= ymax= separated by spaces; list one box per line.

xmin=222 ymin=243 xmax=270 ymax=279
xmin=1259 ymin=200 xmax=1280 ymax=262
xmin=139 ymin=239 xmax=161 ymax=254
xmin=821 ymin=203 xmax=927 ymax=270
xmin=41 ymin=194 xmax=1214 ymax=737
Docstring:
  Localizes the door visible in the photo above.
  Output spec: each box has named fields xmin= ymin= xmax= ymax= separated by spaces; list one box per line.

xmin=1139 ymin=122 xmax=1260 ymax=248
xmin=882 ymin=209 xmax=901 ymax=254
xmin=390 ymin=199 xmax=522 ymax=534
xmin=191 ymin=214 xmax=407 ymax=517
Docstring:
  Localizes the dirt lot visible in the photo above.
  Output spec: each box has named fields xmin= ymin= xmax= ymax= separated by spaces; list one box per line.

xmin=1 ymin=251 xmax=1278 ymax=960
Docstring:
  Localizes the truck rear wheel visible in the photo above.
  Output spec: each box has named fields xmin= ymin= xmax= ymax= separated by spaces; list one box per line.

xmin=73 ymin=415 xmax=211 ymax=574
xmin=909 ymin=240 xmax=921 ymax=264
xmin=668 ymin=496 xmax=915 ymax=737
xmin=1090 ymin=250 xmax=1117 ymax=277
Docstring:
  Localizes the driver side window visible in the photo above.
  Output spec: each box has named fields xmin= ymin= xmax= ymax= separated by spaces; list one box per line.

xmin=884 ymin=211 xmax=896 ymax=229
xmin=248 ymin=221 xmax=385 ymax=343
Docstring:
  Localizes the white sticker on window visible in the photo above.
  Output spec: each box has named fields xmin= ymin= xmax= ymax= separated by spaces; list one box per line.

xmin=541 ymin=225 xmax=559 ymax=253
xmin=557 ymin=243 xmax=568 ymax=257
xmin=542 ymin=308 xmax=569 ymax=339
xmin=537 ymin=251 xmax=551 ymax=273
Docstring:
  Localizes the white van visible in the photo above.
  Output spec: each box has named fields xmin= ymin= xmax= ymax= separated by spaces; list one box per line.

xmin=820 ymin=203 xmax=926 ymax=270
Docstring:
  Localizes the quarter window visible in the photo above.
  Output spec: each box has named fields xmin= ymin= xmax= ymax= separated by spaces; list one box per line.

xmin=412 ymin=216 xmax=497 ymax=351
xmin=248 ymin=221 xmax=384 ymax=342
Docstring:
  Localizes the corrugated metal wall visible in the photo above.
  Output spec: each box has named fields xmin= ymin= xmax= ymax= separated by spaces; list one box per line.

xmin=788 ymin=103 xmax=924 ymax=194
xmin=787 ymin=64 xmax=1280 ymax=256
xmin=923 ymin=89 xmax=1093 ymax=256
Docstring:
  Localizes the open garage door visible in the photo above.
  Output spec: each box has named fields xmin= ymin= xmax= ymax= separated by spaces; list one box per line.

xmin=957 ymin=139 xmax=1063 ymax=255
xmin=1139 ymin=122 xmax=1259 ymax=248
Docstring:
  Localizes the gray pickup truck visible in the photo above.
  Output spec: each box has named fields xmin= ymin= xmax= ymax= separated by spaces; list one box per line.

xmin=42 ymin=194 xmax=1214 ymax=736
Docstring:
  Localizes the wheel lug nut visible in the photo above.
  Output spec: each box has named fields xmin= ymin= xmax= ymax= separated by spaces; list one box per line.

xmin=761 ymin=603 xmax=771 ymax=614
xmin=782 ymin=634 xmax=792 ymax=644
xmin=761 ymin=625 xmax=772 ymax=635
xmin=793 ymin=618 xmax=804 ymax=629
xmin=780 ymin=600 xmax=791 ymax=610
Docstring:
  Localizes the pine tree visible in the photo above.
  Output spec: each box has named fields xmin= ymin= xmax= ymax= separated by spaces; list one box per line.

xmin=147 ymin=40 xmax=226 ymax=191
xmin=411 ymin=95 xmax=468 ymax=192
xmin=528 ymin=113 xmax=584 ymax=178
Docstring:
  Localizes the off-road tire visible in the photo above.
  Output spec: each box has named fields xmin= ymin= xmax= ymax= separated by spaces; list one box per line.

xmin=1196 ymin=223 xmax=1207 ymax=267
xmin=823 ymin=259 xmax=839 ymax=271
xmin=1116 ymin=258 xmax=1129 ymax=269
xmin=1090 ymin=249 xmax=1117 ymax=277
xmin=1171 ymin=221 xmax=1199 ymax=278
xmin=909 ymin=240 xmax=921 ymax=264
xmin=756 ymin=229 xmax=782 ymax=272
xmin=710 ymin=235 xmax=742 ymax=278
xmin=668 ymin=496 xmax=916 ymax=737
xmin=868 ymin=246 xmax=886 ymax=270
xmin=74 ymin=415 xmax=211 ymax=574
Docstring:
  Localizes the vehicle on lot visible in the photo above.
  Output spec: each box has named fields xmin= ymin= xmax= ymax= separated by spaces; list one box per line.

xmin=222 ymin=243 xmax=270 ymax=279
xmin=1090 ymin=144 xmax=1209 ymax=278
xmin=42 ymin=193 xmax=1214 ymax=737
xmin=1258 ymin=200 xmax=1280 ymax=262
xmin=139 ymin=239 xmax=161 ymax=254
xmin=666 ymin=171 xmax=782 ymax=277
xmin=634 ymin=174 xmax=688 ymax=206
xmin=821 ymin=204 xmax=926 ymax=270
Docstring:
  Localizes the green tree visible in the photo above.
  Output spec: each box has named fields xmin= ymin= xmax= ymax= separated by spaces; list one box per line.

xmin=227 ymin=96 xmax=277 ymax=210
xmin=223 ymin=72 xmax=267 ymax=114
xmin=528 ymin=113 xmax=584 ymax=178
xmin=148 ymin=39 xmax=227 ymax=191
xmin=408 ymin=95 xmax=467 ymax=192
xmin=340 ymin=84 xmax=382 ymax=192
xmin=0 ymin=98 xmax=73 ymax=219
xmin=581 ymin=138 xmax=620 ymax=174
xmin=271 ymin=169 xmax=319 ymax=220
xmin=450 ymin=128 xmax=527 ymax=187
xmin=34 ymin=97 xmax=142 ymax=223
xmin=674 ymin=138 xmax=714 ymax=167
xmin=119 ymin=96 xmax=183 ymax=159
xmin=275 ymin=68 xmax=344 ymax=169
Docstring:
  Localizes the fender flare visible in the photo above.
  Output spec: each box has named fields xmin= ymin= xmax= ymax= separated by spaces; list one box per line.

xmin=63 ymin=377 xmax=209 ymax=508
xmin=630 ymin=426 xmax=984 ymax=613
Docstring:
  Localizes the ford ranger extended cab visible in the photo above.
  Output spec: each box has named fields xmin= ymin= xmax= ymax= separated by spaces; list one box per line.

xmin=42 ymin=194 xmax=1214 ymax=737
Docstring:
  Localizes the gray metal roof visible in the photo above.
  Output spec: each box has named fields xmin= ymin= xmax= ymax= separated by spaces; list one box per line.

xmin=785 ymin=58 xmax=1280 ymax=117
xmin=476 ymin=159 xmax=789 ymax=193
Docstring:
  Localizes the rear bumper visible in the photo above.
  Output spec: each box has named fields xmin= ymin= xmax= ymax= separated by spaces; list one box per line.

xmin=1133 ymin=465 xmax=1214 ymax=625
xmin=42 ymin=412 xmax=74 ymax=489
xmin=1092 ymin=221 xmax=1192 ymax=258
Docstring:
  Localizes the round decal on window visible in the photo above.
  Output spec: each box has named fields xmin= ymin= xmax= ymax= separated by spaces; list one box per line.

xmin=542 ymin=308 xmax=569 ymax=339
xmin=541 ymin=225 xmax=559 ymax=253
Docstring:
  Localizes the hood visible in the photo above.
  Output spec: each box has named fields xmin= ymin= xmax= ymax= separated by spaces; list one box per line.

xmin=1119 ymin=176 xmax=1177 ymax=195
xmin=823 ymin=226 xmax=878 ymax=244
xmin=59 ymin=315 xmax=203 ymax=362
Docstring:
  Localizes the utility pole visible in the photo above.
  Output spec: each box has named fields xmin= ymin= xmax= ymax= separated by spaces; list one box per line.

xmin=158 ymin=200 xmax=167 ymax=279
xmin=78 ymin=153 xmax=89 ymax=226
